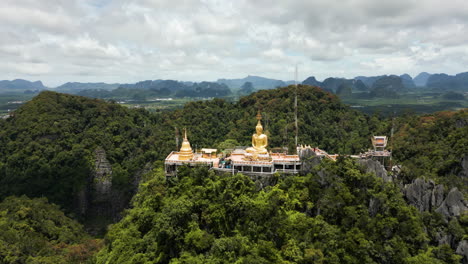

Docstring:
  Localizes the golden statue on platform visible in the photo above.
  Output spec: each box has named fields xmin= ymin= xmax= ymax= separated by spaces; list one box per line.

xmin=246 ymin=111 xmax=268 ymax=155
xmin=178 ymin=129 xmax=194 ymax=161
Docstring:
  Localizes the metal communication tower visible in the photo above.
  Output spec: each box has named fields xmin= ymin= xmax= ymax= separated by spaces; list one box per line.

xmin=294 ymin=64 xmax=298 ymax=148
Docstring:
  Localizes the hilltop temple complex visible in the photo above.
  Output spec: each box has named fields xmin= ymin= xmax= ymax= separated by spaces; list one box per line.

xmin=165 ymin=112 xmax=302 ymax=176
xmin=164 ymin=112 xmax=391 ymax=177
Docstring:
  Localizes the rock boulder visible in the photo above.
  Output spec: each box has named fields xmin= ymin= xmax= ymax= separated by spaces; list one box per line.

xmin=357 ymin=159 xmax=392 ymax=182
xmin=435 ymin=188 xmax=468 ymax=219
xmin=457 ymin=240 xmax=468 ymax=264
xmin=403 ymin=178 xmax=444 ymax=212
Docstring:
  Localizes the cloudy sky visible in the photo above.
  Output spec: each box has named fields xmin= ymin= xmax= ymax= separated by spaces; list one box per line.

xmin=1 ymin=0 xmax=467 ymax=87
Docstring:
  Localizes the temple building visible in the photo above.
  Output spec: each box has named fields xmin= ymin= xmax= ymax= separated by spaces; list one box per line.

xmin=164 ymin=113 xmax=392 ymax=177
xmin=164 ymin=129 xmax=220 ymax=177
xmin=164 ymin=112 xmax=301 ymax=177
xmin=225 ymin=111 xmax=301 ymax=175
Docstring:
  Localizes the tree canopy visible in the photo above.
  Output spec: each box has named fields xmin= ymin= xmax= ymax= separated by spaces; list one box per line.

xmin=96 ymin=159 xmax=462 ymax=263
xmin=0 ymin=87 xmax=466 ymax=263
xmin=0 ymin=196 xmax=101 ymax=264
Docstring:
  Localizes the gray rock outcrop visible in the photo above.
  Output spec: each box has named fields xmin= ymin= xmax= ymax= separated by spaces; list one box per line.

xmin=93 ymin=147 xmax=113 ymax=197
xmin=74 ymin=147 xmax=113 ymax=219
xmin=455 ymin=118 xmax=467 ymax=128
xmin=459 ymin=155 xmax=468 ymax=178
xmin=435 ymin=231 xmax=455 ymax=247
xmin=72 ymin=147 xmax=146 ymax=235
xmin=85 ymin=148 xmax=123 ymax=234
xmin=435 ymin=187 xmax=468 ymax=219
xmin=404 ymin=178 xmax=445 ymax=212
xmin=87 ymin=147 xmax=117 ymax=233
xmin=369 ymin=197 xmax=381 ymax=217
xmin=357 ymin=159 xmax=393 ymax=182
xmin=299 ymin=148 xmax=321 ymax=174
xmin=251 ymin=173 xmax=279 ymax=190
xmin=456 ymin=240 xmax=468 ymax=264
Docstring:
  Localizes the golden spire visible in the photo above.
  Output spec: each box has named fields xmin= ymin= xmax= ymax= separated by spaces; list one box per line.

xmin=178 ymin=128 xmax=194 ymax=160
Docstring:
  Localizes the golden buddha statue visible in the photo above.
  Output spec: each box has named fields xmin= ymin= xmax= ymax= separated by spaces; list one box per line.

xmin=246 ymin=111 xmax=268 ymax=155
xmin=178 ymin=129 xmax=194 ymax=161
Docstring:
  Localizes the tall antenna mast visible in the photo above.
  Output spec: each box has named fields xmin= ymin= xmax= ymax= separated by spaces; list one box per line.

xmin=389 ymin=114 xmax=395 ymax=169
xmin=294 ymin=64 xmax=298 ymax=148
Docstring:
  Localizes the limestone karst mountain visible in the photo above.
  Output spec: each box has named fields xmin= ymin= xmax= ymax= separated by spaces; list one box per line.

xmin=217 ymin=75 xmax=295 ymax=89
xmin=414 ymin=72 xmax=432 ymax=87
xmin=0 ymin=79 xmax=46 ymax=92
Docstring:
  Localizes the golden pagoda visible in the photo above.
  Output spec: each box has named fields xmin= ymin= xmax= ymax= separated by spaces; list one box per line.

xmin=178 ymin=129 xmax=194 ymax=161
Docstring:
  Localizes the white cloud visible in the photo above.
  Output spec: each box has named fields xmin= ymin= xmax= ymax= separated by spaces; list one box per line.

xmin=0 ymin=62 xmax=52 ymax=75
xmin=0 ymin=0 xmax=467 ymax=86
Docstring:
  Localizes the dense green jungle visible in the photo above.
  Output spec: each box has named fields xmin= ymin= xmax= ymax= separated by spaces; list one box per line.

xmin=0 ymin=85 xmax=467 ymax=263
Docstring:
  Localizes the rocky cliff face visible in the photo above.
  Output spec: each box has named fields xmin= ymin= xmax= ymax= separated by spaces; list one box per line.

xmin=299 ymin=148 xmax=321 ymax=174
xmin=89 ymin=148 xmax=114 ymax=221
xmin=403 ymin=178 xmax=467 ymax=261
xmin=457 ymin=240 xmax=468 ymax=264
xmin=459 ymin=155 xmax=468 ymax=178
xmin=403 ymin=178 xmax=468 ymax=219
xmin=76 ymin=147 xmax=132 ymax=234
xmin=299 ymin=155 xmax=468 ymax=260
xmin=403 ymin=178 xmax=445 ymax=212
xmin=93 ymin=148 xmax=113 ymax=197
xmin=435 ymin=188 xmax=468 ymax=219
xmin=357 ymin=159 xmax=393 ymax=182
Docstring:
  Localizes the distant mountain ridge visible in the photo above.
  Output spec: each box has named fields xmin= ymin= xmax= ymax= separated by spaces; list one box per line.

xmin=301 ymin=75 xmax=412 ymax=96
xmin=302 ymin=76 xmax=321 ymax=87
xmin=414 ymin=72 xmax=431 ymax=87
xmin=355 ymin=75 xmax=384 ymax=88
xmin=427 ymin=72 xmax=468 ymax=92
xmin=0 ymin=79 xmax=46 ymax=92
xmin=55 ymin=82 xmax=121 ymax=91
xmin=301 ymin=71 xmax=468 ymax=97
xmin=118 ymin=80 xmax=232 ymax=98
xmin=3 ymin=71 xmax=468 ymax=96
xmin=217 ymin=75 xmax=295 ymax=89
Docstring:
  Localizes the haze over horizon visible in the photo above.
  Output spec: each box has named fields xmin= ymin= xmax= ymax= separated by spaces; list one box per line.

xmin=1 ymin=0 xmax=468 ymax=87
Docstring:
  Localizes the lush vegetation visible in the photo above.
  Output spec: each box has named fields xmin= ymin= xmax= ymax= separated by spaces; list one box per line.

xmin=165 ymin=85 xmax=384 ymax=154
xmin=96 ymin=160 xmax=462 ymax=263
xmin=0 ymin=86 xmax=381 ymax=214
xmin=0 ymin=85 xmax=466 ymax=263
xmin=0 ymin=91 xmax=165 ymax=216
xmin=392 ymin=110 xmax=468 ymax=190
xmin=342 ymin=93 xmax=468 ymax=116
xmin=0 ymin=196 xmax=101 ymax=263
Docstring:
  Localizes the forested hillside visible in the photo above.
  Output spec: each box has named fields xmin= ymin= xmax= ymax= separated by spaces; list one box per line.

xmin=0 ymin=196 xmax=101 ymax=263
xmin=0 ymin=86 xmax=380 ymax=219
xmin=0 ymin=86 xmax=466 ymax=263
xmin=96 ymin=161 xmax=463 ymax=263
xmin=166 ymin=85 xmax=384 ymax=154
xmin=0 ymin=91 xmax=167 ymax=222
xmin=392 ymin=110 xmax=468 ymax=190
